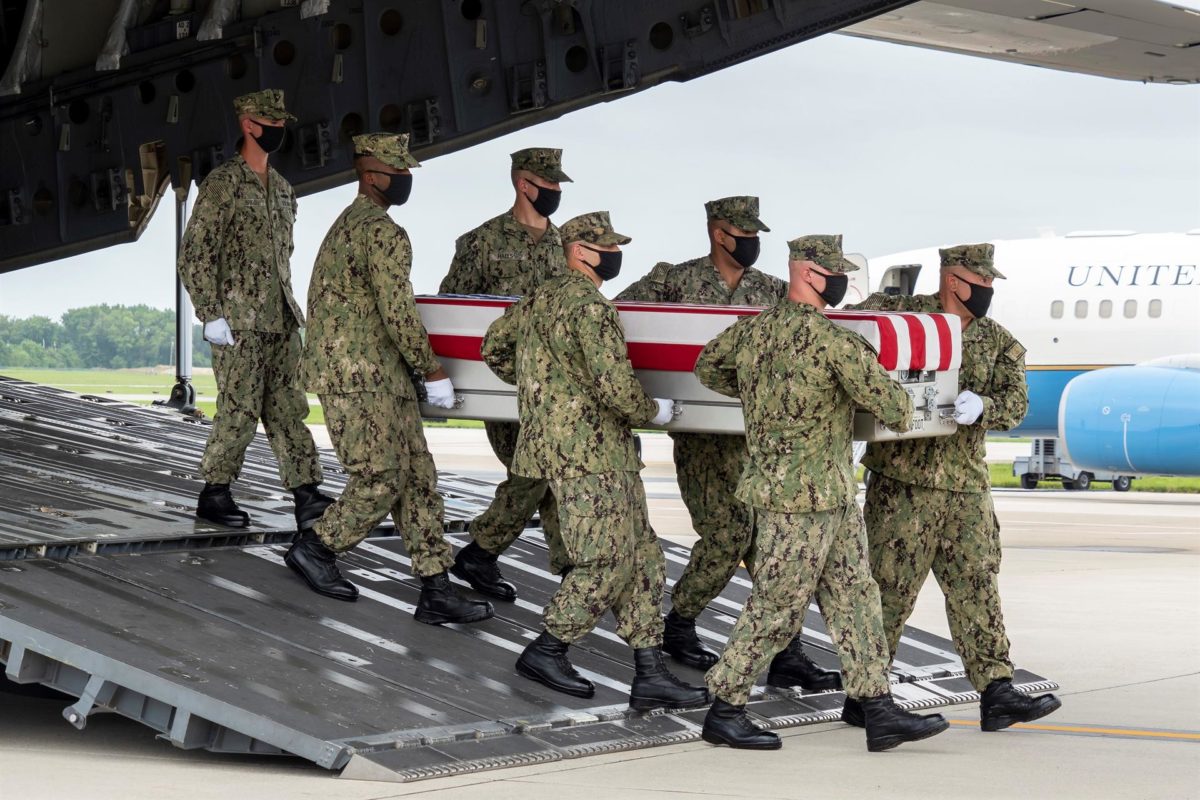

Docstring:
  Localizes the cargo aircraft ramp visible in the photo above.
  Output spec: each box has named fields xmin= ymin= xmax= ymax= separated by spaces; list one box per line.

xmin=0 ymin=378 xmax=1057 ymax=782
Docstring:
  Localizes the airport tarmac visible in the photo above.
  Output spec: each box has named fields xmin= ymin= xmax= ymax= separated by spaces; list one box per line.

xmin=1 ymin=430 xmax=1196 ymax=799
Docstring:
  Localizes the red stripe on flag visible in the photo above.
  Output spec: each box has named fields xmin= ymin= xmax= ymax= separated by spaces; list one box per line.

xmin=876 ymin=318 xmax=898 ymax=370
xmin=429 ymin=334 xmax=484 ymax=361
xmin=900 ymin=314 xmax=926 ymax=370
xmin=431 ymin=333 xmax=706 ymax=372
xmin=428 ymin=312 xmax=930 ymax=373
xmin=626 ymin=342 xmax=705 ymax=372
xmin=825 ymin=311 xmax=901 ymax=369
xmin=829 ymin=313 xmax=901 ymax=370
xmin=931 ymin=314 xmax=952 ymax=371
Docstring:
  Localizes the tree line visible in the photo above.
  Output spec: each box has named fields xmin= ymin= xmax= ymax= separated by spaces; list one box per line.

xmin=0 ymin=305 xmax=213 ymax=369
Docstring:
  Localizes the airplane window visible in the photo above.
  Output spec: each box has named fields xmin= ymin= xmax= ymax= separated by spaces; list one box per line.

xmin=1051 ymin=300 xmax=1063 ymax=319
xmin=1124 ymin=299 xmax=1137 ymax=318
xmin=1149 ymin=299 xmax=1162 ymax=318
xmin=1099 ymin=300 xmax=1112 ymax=318
xmin=1074 ymin=300 xmax=1088 ymax=318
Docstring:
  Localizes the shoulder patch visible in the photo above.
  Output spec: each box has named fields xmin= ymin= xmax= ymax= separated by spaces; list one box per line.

xmin=1004 ymin=341 xmax=1026 ymax=362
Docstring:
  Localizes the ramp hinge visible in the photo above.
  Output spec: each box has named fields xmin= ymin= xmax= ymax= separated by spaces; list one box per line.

xmin=63 ymin=675 xmax=118 ymax=729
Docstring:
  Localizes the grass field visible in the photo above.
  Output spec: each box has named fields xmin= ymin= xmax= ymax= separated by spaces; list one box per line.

xmin=3 ymin=367 xmax=219 ymax=395
xmin=4 ymin=368 xmax=1195 ymax=492
xmin=0 ymin=368 xmax=483 ymax=428
xmin=985 ymin=463 xmax=1200 ymax=493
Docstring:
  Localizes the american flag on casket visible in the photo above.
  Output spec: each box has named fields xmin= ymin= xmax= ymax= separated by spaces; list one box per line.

xmin=416 ymin=295 xmax=961 ymax=442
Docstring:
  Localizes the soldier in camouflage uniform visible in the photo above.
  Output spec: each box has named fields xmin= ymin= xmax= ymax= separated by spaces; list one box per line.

xmin=441 ymin=148 xmax=571 ymax=599
xmin=482 ymin=211 xmax=707 ymax=710
xmin=283 ymin=133 xmax=492 ymax=626
xmin=696 ymin=243 xmax=951 ymax=752
xmin=846 ymin=243 xmax=1061 ymax=732
xmin=178 ymin=90 xmax=333 ymax=530
xmin=616 ymin=201 xmax=839 ymax=693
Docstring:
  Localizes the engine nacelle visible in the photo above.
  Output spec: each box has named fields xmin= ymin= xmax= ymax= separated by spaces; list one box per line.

xmin=1059 ymin=365 xmax=1200 ymax=476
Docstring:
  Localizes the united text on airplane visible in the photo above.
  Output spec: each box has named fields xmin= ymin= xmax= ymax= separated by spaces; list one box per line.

xmin=1066 ymin=264 xmax=1196 ymax=287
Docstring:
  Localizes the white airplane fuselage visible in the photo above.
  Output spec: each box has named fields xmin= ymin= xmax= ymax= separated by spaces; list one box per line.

xmin=863 ymin=231 xmax=1200 ymax=475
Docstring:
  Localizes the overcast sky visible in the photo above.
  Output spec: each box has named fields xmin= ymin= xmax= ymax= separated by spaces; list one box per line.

xmin=1 ymin=32 xmax=1197 ymax=320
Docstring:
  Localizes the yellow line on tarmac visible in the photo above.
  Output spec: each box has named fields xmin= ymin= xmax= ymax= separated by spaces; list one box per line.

xmin=946 ymin=719 xmax=1200 ymax=741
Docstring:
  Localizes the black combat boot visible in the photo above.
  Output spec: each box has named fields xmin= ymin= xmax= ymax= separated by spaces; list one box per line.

xmin=450 ymin=541 xmax=517 ymax=601
xmin=629 ymin=648 xmax=711 ymax=711
xmin=414 ymin=572 xmax=494 ymax=625
xmin=516 ymin=631 xmax=595 ymax=698
xmin=766 ymin=636 xmax=843 ymax=691
xmin=701 ymin=698 xmax=781 ymax=750
xmin=292 ymin=483 xmax=335 ymax=531
xmin=861 ymin=694 xmax=950 ymax=752
xmin=980 ymin=678 xmax=1062 ymax=731
xmin=662 ymin=609 xmax=720 ymax=670
xmin=284 ymin=530 xmax=358 ymax=601
xmin=841 ymin=696 xmax=865 ymax=728
xmin=196 ymin=483 xmax=251 ymax=528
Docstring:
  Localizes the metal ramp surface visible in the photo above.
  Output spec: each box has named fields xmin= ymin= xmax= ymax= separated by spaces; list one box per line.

xmin=0 ymin=379 xmax=1058 ymax=782
xmin=0 ymin=376 xmax=498 ymax=560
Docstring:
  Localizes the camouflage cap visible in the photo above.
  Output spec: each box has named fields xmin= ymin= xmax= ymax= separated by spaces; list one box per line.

xmin=787 ymin=234 xmax=859 ymax=273
xmin=511 ymin=148 xmax=572 ymax=183
xmin=939 ymin=242 xmax=1004 ymax=279
xmin=559 ymin=211 xmax=631 ymax=247
xmin=232 ymin=89 xmax=296 ymax=122
xmin=704 ymin=196 xmax=769 ymax=233
xmin=353 ymin=132 xmax=420 ymax=169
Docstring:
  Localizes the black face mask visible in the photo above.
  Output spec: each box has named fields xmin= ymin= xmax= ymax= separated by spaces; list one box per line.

xmin=815 ymin=272 xmax=848 ymax=307
xmin=370 ymin=171 xmax=413 ymax=207
xmin=526 ymin=184 xmax=561 ymax=218
xmin=583 ymin=246 xmax=622 ymax=281
xmin=960 ymin=280 xmax=994 ymax=318
xmin=252 ymin=124 xmax=286 ymax=154
xmin=722 ymin=233 xmax=760 ymax=269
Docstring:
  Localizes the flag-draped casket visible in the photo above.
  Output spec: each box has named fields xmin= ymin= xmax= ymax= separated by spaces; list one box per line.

xmin=416 ymin=296 xmax=962 ymax=441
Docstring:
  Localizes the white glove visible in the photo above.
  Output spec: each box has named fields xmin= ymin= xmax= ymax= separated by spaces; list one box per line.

xmin=651 ymin=398 xmax=675 ymax=426
xmin=953 ymin=390 xmax=984 ymax=425
xmin=423 ymin=377 xmax=457 ymax=410
xmin=203 ymin=318 xmax=235 ymax=346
